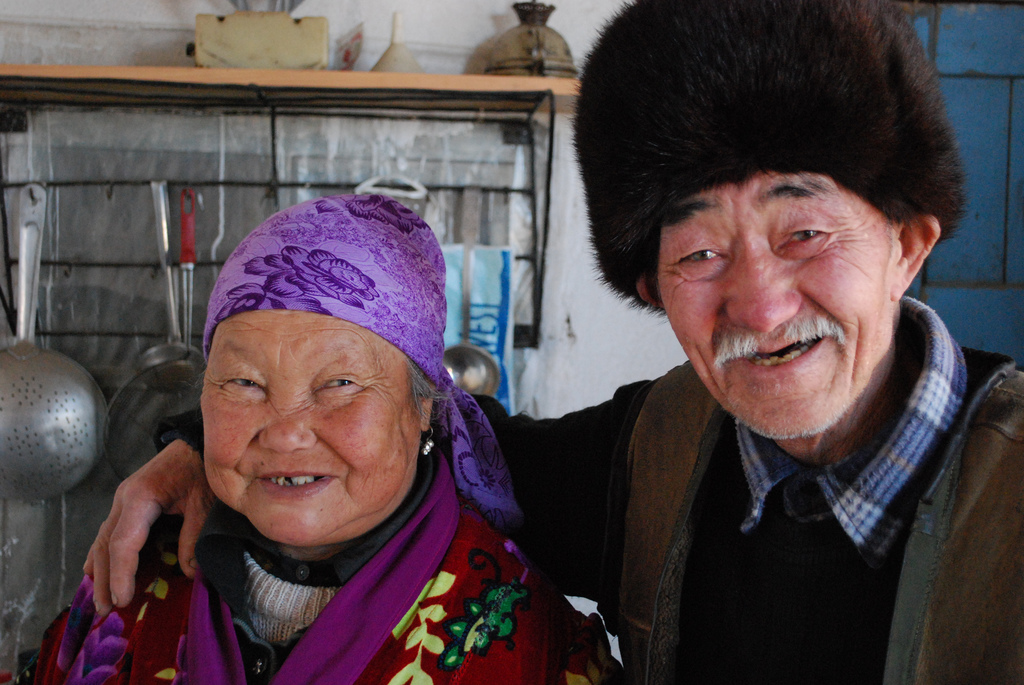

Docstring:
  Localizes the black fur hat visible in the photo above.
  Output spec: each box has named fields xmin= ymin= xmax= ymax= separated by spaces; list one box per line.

xmin=573 ymin=0 xmax=964 ymax=307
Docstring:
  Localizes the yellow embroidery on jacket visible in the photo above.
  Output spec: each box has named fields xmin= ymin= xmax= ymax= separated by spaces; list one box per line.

xmin=145 ymin=577 xmax=169 ymax=600
xmin=387 ymin=572 xmax=457 ymax=685
xmin=393 ymin=572 xmax=456 ymax=638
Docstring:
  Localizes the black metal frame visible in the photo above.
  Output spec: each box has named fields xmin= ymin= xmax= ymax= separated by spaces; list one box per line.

xmin=0 ymin=76 xmax=556 ymax=347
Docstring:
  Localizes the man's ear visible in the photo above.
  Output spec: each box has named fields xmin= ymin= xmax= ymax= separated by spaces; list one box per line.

xmin=636 ymin=272 xmax=663 ymax=308
xmin=891 ymin=214 xmax=941 ymax=300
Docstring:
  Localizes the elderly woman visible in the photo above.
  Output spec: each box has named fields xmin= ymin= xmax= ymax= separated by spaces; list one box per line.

xmin=30 ymin=196 xmax=618 ymax=685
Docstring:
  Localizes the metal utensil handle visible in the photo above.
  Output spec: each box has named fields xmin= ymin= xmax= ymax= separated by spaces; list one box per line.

xmin=16 ymin=184 xmax=47 ymax=345
xmin=180 ymin=189 xmax=196 ymax=266
xmin=180 ymin=188 xmax=196 ymax=347
xmin=151 ymin=181 xmax=181 ymax=344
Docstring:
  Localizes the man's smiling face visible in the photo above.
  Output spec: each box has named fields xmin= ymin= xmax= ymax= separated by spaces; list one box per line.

xmin=644 ymin=172 xmax=933 ymax=461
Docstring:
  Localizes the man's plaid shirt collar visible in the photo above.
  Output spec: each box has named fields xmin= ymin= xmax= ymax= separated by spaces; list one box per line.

xmin=736 ymin=297 xmax=967 ymax=568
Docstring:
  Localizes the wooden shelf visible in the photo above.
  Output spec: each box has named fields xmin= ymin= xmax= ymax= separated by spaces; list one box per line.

xmin=0 ymin=64 xmax=578 ymax=114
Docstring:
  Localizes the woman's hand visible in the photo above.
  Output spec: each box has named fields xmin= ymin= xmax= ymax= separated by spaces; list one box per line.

xmin=84 ymin=440 xmax=215 ymax=615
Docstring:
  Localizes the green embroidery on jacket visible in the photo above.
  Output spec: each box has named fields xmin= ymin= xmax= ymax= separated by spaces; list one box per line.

xmin=438 ymin=549 xmax=530 ymax=671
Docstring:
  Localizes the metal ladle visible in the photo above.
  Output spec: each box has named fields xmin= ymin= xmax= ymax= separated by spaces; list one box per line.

xmin=0 ymin=184 xmax=106 ymax=499
xmin=103 ymin=182 xmax=204 ymax=480
xmin=444 ymin=342 xmax=501 ymax=396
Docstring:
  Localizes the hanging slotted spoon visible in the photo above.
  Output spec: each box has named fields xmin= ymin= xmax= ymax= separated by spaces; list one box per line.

xmin=0 ymin=184 xmax=106 ymax=499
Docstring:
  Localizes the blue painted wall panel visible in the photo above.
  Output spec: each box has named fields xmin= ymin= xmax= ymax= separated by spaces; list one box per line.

xmin=920 ymin=5 xmax=1023 ymax=366
xmin=907 ymin=274 xmax=923 ymax=300
xmin=925 ymin=287 xmax=1024 ymax=363
xmin=935 ymin=4 xmax=1024 ymax=76
xmin=912 ymin=8 xmax=932 ymax=54
xmin=1010 ymin=80 xmax=1024 ymax=283
xmin=928 ymin=77 xmax=1008 ymax=283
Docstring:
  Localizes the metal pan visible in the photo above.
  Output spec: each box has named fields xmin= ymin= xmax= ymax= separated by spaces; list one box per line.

xmin=0 ymin=184 xmax=106 ymax=499
xmin=103 ymin=182 xmax=204 ymax=480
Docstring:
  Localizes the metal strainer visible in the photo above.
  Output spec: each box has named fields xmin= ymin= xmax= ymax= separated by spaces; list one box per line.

xmin=0 ymin=184 xmax=106 ymax=499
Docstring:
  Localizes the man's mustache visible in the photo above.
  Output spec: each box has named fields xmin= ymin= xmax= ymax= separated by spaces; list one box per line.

xmin=713 ymin=316 xmax=846 ymax=367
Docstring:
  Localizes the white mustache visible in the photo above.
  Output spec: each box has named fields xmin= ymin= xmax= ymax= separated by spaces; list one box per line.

xmin=713 ymin=316 xmax=846 ymax=367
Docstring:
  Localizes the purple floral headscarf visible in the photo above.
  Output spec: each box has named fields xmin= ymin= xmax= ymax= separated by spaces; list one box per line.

xmin=204 ymin=195 xmax=523 ymax=532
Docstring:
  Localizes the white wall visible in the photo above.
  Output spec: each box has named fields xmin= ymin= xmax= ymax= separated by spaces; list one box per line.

xmin=519 ymin=113 xmax=683 ymax=418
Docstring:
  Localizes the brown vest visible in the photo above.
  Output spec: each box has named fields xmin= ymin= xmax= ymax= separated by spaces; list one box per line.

xmin=619 ymin=364 xmax=1024 ymax=685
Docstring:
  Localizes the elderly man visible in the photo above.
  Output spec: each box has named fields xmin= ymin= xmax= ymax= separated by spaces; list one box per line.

xmin=84 ymin=0 xmax=1022 ymax=683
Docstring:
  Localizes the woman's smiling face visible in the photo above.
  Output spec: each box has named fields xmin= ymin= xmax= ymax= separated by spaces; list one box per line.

xmin=202 ymin=309 xmax=431 ymax=561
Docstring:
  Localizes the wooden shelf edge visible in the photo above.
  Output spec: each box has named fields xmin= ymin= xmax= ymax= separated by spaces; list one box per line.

xmin=0 ymin=64 xmax=578 ymax=107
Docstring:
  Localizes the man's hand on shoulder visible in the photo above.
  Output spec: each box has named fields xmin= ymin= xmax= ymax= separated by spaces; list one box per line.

xmin=85 ymin=439 xmax=214 ymax=615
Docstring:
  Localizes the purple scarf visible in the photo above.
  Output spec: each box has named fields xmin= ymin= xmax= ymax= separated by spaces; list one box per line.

xmin=203 ymin=195 xmax=522 ymax=532
xmin=186 ymin=445 xmax=461 ymax=683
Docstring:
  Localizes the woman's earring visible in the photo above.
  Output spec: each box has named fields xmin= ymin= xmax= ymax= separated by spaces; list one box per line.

xmin=420 ymin=428 xmax=434 ymax=457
